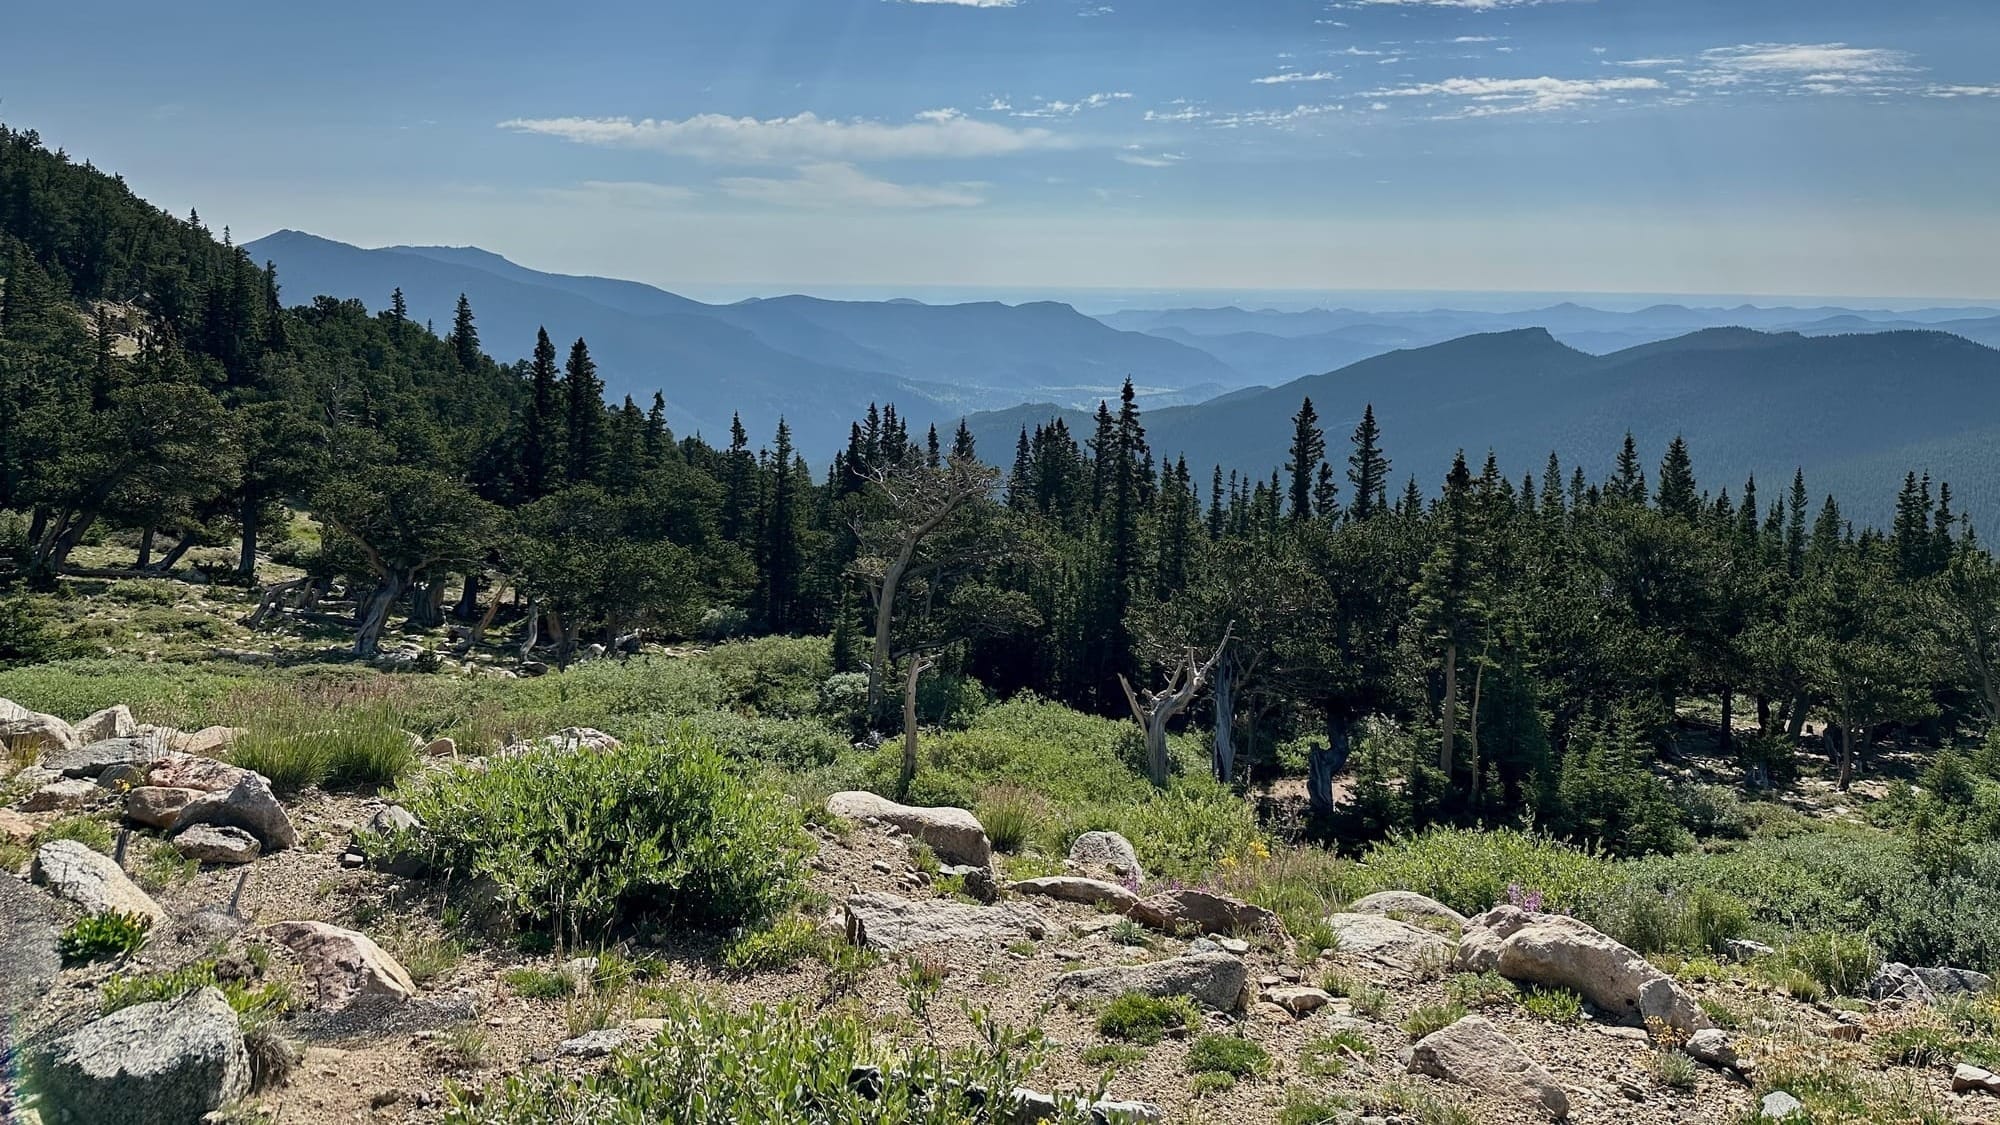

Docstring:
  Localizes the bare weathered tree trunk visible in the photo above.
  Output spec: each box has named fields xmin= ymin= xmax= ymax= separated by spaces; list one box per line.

xmin=1467 ymin=651 xmax=1486 ymax=789
xmin=355 ymin=574 xmax=405 ymax=657
xmin=1210 ymin=656 xmax=1236 ymax=784
xmin=1785 ymin=694 xmax=1811 ymax=742
xmin=1307 ymin=715 xmax=1351 ymax=817
xmin=899 ymin=655 xmax=936 ymax=797
xmin=242 ymin=577 xmax=307 ymax=627
xmin=237 ymin=497 xmax=260 ymax=585
xmin=459 ymin=580 xmax=509 ymax=650
xmin=1119 ymin=627 xmax=1232 ymax=788
xmin=410 ymin=577 xmax=448 ymax=629
xmin=135 ymin=527 xmax=155 ymax=570
xmin=518 ymin=600 xmax=541 ymax=660
xmin=1836 ymin=723 xmax=1856 ymax=791
xmin=1439 ymin=641 xmax=1458 ymax=776
xmin=150 ymin=532 xmax=199 ymax=574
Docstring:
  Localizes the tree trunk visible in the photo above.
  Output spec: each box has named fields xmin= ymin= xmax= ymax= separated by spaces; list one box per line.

xmin=868 ymin=551 xmax=913 ymax=721
xmin=237 ymin=497 xmax=260 ymax=585
xmin=518 ymin=600 xmax=541 ymax=659
xmin=1785 ymin=694 xmax=1811 ymax=742
xmin=454 ymin=573 xmax=482 ymax=621
xmin=1144 ymin=710 xmax=1173 ymax=787
xmin=461 ymin=581 xmax=508 ymax=649
xmin=1439 ymin=642 xmax=1458 ymax=776
xmin=1307 ymin=714 xmax=1350 ymax=817
xmin=26 ymin=505 xmax=48 ymax=549
xmin=1468 ymin=655 xmax=1485 ymax=791
xmin=410 ymin=577 xmax=448 ymax=629
xmin=1836 ymin=723 xmax=1856 ymax=791
xmin=1756 ymin=694 xmax=1772 ymax=736
xmin=1211 ymin=657 xmax=1236 ymax=784
xmin=1718 ymin=685 xmax=1734 ymax=753
xmin=899 ymin=656 xmax=933 ymax=796
xmin=150 ymin=532 xmax=198 ymax=574
xmin=135 ymin=527 xmax=155 ymax=570
xmin=242 ymin=577 xmax=306 ymax=627
xmin=355 ymin=573 xmax=406 ymax=657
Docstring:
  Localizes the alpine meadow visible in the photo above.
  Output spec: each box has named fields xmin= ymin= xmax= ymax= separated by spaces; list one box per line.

xmin=4 ymin=2 xmax=2000 ymax=1124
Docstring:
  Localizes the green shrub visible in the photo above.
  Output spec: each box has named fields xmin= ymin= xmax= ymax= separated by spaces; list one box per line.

xmin=1188 ymin=1071 xmax=1236 ymax=1096
xmin=101 ymin=961 xmax=292 ymax=1019
xmin=720 ymin=914 xmax=833 ymax=974
xmin=0 ymin=594 xmax=81 ymax=669
xmin=1280 ymin=1089 xmax=1361 ymax=1125
xmin=1185 ymin=1034 xmax=1269 ymax=1078
xmin=642 ymin=712 xmax=848 ymax=772
xmin=1079 ymin=1044 xmax=1147 ymax=1069
xmin=400 ymin=736 xmax=808 ymax=939
xmin=57 ymin=911 xmax=151 ymax=965
xmin=1774 ymin=933 xmax=1880 ymax=998
xmin=1300 ymin=1030 xmax=1375 ymax=1077
xmin=975 ymin=785 xmax=1038 ymax=854
xmin=1588 ymin=881 xmax=1750 ymax=955
xmin=1519 ymin=986 xmax=1585 ymax=1024
xmin=1698 ymin=996 xmax=1742 ymax=1030
xmin=1097 ymin=992 xmax=1198 ymax=1045
xmin=700 ymin=635 xmax=832 ymax=719
xmin=35 ymin=815 xmax=114 ymax=853
xmin=502 ymin=968 xmax=574 ymax=1000
xmin=1351 ymin=827 xmax=1611 ymax=917
xmin=1648 ymin=1049 xmax=1697 ymax=1091
xmin=1403 ymin=1002 xmax=1469 ymax=1040
xmin=1350 ymin=985 xmax=1390 ymax=1018
xmin=442 ymin=990 xmax=1049 ymax=1124
xmin=229 ymin=701 xmax=416 ymax=792
xmin=1446 ymin=972 xmax=1517 ymax=1008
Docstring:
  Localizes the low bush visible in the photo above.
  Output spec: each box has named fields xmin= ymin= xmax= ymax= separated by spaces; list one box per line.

xmin=1097 ymin=992 xmax=1198 ymax=1045
xmin=442 ymin=990 xmax=1052 ymax=1125
xmin=1300 ymin=1029 xmax=1375 ymax=1077
xmin=57 ymin=911 xmax=151 ymax=965
xmin=1445 ymin=972 xmax=1517 ymax=1008
xmin=229 ymin=697 xmax=417 ymax=792
xmin=975 ymin=785 xmax=1039 ymax=854
xmin=1772 ymin=933 xmax=1880 ymax=998
xmin=1349 ymin=827 xmax=1610 ymax=917
xmin=1403 ymin=1002 xmax=1469 ymax=1040
xmin=1518 ymin=986 xmax=1584 ymax=1024
xmin=1588 ymin=881 xmax=1750 ymax=956
xmin=34 ymin=815 xmax=113 ymax=853
xmin=100 ymin=960 xmax=292 ymax=1019
xmin=501 ymin=968 xmax=574 ymax=1000
xmin=720 ymin=913 xmax=835 ymax=974
xmin=400 ymin=736 xmax=808 ymax=940
xmin=1185 ymin=1034 xmax=1270 ymax=1078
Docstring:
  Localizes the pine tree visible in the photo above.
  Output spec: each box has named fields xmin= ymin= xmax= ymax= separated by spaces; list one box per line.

xmin=1207 ymin=465 xmax=1225 ymax=538
xmin=643 ymin=392 xmax=671 ymax=466
xmin=722 ymin=414 xmax=754 ymax=542
xmin=1346 ymin=404 xmax=1390 ymax=521
xmin=1610 ymin=432 xmax=1647 ymax=505
xmin=762 ymin=419 xmax=801 ymax=631
xmin=563 ymin=337 xmax=605 ymax=484
xmin=1656 ymin=435 xmax=1699 ymax=520
xmin=1285 ymin=396 xmax=1325 ymax=522
xmin=1314 ymin=461 xmax=1339 ymax=521
xmin=520 ymin=327 xmax=561 ymax=498
xmin=1786 ymin=468 xmax=1810 ymax=576
xmin=449 ymin=293 xmax=480 ymax=372
xmin=389 ymin=287 xmax=408 ymax=330
xmin=952 ymin=420 xmax=976 ymax=461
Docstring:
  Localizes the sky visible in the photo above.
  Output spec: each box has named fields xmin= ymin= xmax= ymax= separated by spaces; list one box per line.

xmin=6 ymin=0 xmax=1999 ymax=301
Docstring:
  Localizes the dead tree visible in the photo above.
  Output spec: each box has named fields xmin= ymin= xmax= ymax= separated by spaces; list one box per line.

xmin=1119 ymin=626 xmax=1232 ymax=788
xmin=898 ymin=654 xmax=938 ymax=796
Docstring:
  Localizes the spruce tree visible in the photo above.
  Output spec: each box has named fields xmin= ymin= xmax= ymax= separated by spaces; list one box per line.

xmin=449 ymin=293 xmax=480 ymax=372
xmin=563 ymin=337 xmax=605 ymax=484
xmin=1346 ymin=404 xmax=1390 ymax=521
xmin=1285 ymin=396 xmax=1325 ymax=521
xmin=1656 ymin=435 xmax=1699 ymax=520
xmin=520 ymin=327 xmax=561 ymax=498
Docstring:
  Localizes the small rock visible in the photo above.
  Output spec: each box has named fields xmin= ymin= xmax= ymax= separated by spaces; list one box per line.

xmin=173 ymin=824 xmax=261 ymax=864
xmin=124 ymin=786 xmax=205 ymax=829
xmin=1067 ymin=831 xmax=1145 ymax=883
xmin=30 ymin=839 xmax=165 ymax=923
xmin=1953 ymin=1063 xmax=2000 ymax=1095
xmin=827 ymin=792 xmax=993 ymax=868
xmin=1053 ymin=952 xmax=1247 ymax=1011
xmin=1725 ymin=938 xmax=1776 ymax=962
xmin=844 ymin=891 xmax=1043 ymax=953
xmin=146 ymin=753 xmax=251 ymax=793
xmin=1407 ymin=1015 xmax=1569 ymax=1120
xmin=1128 ymin=889 xmax=1282 ymax=939
xmin=871 ymin=859 xmax=895 ymax=875
xmin=371 ymin=1088 xmax=405 ymax=1109
xmin=1218 ymin=937 xmax=1250 ymax=955
xmin=31 ymin=987 xmax=248 ymax=1121
xmin=1458 ymin=905 xmax=1708 ymax=1035
xmin=171 ymin=771 xmax=298 ymax=851
xmin=941 ymin=863 xmax=1000 ymax=904
xmin=1347 ymin=890 xmax=1468 ymax=928
xmin=1871 ymin=962 xmax=1994 ymax=1004
xmin=558 ymin=1028 xmax=629 ymax=1058
xmin=421 ymin=736 xmax=456 ymax=757
xmin=1006 ymin=1086 xmax=1162 ymax=1123
xmin=0 ymin=808 xmax=34 ymax=843
xmin=1008 ymin=876 xmax=1141 ymax=913
xmin=339 ymin=852 xmax=365 ymax=869
xmin=1325 ymin=912 xmax=1453 ymax=969
xmin=75 ymin=705 xmax=138 ymax=745
xmin=1266 ymin=985 xmax=1335 ymax=1016
xmin=1759 ymin=1090 xmax=1804 ymax=1119
xmin=1827 ymin=1022 xmax=1863 ymax=1043
xmin=21 ymin=778 xmax=99 ymax=812
xmin=168 ymin=727 xmax=247 ymax=756
xmin=1188 ymin=938 xmax=1220 ymax=954
xmin=1686 ymin=1028 xmax=1740 ymax=1070
xmin=266 ymin=920 xmax=418 ymax=1011
xmin=40 ymin=736 xmax=160 ymax=780
xmin=0 ymin=698 xmax=80 ymax=753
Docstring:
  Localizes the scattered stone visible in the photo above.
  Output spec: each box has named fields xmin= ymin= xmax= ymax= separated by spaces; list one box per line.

xmin=172 ymin=824 xmax=261 ymax=865
xmin=1005 ymin=1087 xmax=1162 ymax=1123
xmin=1953 ymin=1064 xmax=2000 ymax=1096
xmin=1127 ymin=889 xmax=1282 ymax=938
xmin=370 ymin=1088 xmax=404 ymax=1109
xmin=500 ymin=727 xmax=622 ymax=755
xmin=30 ymin=840 xmax=165 ymax=923
xmin=1407 ymin=1015 xmax=1569 ymax=1120
xmin=0 ymin=874 xmax=62 ymax=1010
xmin=21 ymin=778 xmax=99 ymax=812
xmin=1053 ymin=952 xmax=1248 ymax=1011
xmin=1870 ymin=962 xmax=1994 ymax=1004
xmin=558 ymin=1028 xmax=630 ymax=1058
xmin=871 ymin=859 xmax=895 ymax=875
xmin=97 ymin=762 xmax=149 ymax=789
xmin=1067 ymin=831 xmax=1145 ymax=883
xmin=942 ymin=863 xmax=1000 ymax=904
xmin=1009 ymin=876 xmax=1141 ymax=913
xmin=30 ymin=986 xmax=249 ymax=1123
xmin=1325 ymin=912 xmax=1454 ymax=969
xmin=40 ymin=736 xmax=160 ymax=780
xmin=1265 ymin=985 xmax=1335 ymax=1016
xmin=1726 ymin=938 xmax=1777 ymax=962
xmin=167 ymin=727 xmax=246 ymax=757
xmin=844 ymin=891 xmax=1042 ymax=953
xmin=1458 ymin=905 xmax=1709 ymax=1035
xmin=1218 ymin=937 xmax=1250 ymax=955
xmin=0 ymin=698 xmax=80 ymax=753
xmin=75 ymin=705 xmax=138 ymax=745
xmin=1188 ymin=937 xmax=1220 ymax=954
xmin=338 ymin=853 xmax=365 ymax=869
xmin=1347 ymin=890 xmax=1468 ymax=928
xmin=1686 ymin=1028 xmax=1741 ymax=1071
xmin=421 ymin=736 xmax=456 ymax=757
xmin=1759 ymin=1090 xmax=1804 ymax=1119
xmin=0 ymin=808 xmax=32 ymax=844
xmin=827 ymin=792 xmax=993 ymax=868
xmin=124 ymin=786 xmax=205 ymax=829
xmin=171 ymin=771 xmax=298 ymax=851
xmin=267 ymin=920 xmax=418 ymax=1011
xmin=146 ymin=753 xmax=252 ymax=793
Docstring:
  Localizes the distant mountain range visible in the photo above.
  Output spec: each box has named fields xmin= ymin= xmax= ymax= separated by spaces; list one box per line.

xmin=967 ymin=327 xmax=2000 ymax=531
xmin=245 ymin=232 xmax=1236 ymax=451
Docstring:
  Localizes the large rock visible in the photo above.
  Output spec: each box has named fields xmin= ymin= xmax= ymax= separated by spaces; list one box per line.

xmin=1408 ymin=1015 xmax=1569 ymax=1120
xmin=124 ymin=786 xmax=206 ymax=829
xmin=1053 ymin=952 xmax=1248 ymax=1011
xmin=40 ymin=736 xmax=161 ymax=780
xmin=75 ymin=705 xmax=138 ymax=745
xmin=1326 ymin=912 xmax=1454 ymax=968
xmin=1870 ymin=962 xmax=1994 ymax=1004
xmin=171 ymin=772 xmax=297 ymax=851
xmin=1348 ymin=890 xmax=1468 ymax=928
xmin=827 ymin=791 xmax=993 ymax=868
xmin=844 ymin=891 xmax=1043 ymax=953
xmin=1068 ymin=831 xmax=1145 ymax=883
xmin=1127 ymin=889 xmax=1282 ymax=939
xmin=146 ymin=753 xmax=254 ymax=794
xmin=169 ymin=726 xmax=246 ymax=757
xmin=30 ymin=986 xmax=249 ymax=1125
xmin=1687 ymin=1028 xmax=1743 ymax=1072
xmin=1009 ymin=876 xmax=1140 ymax=913
xmin=267 ymin=920 xmax=418 ymax=1011
xmin=0 ymin=875 xmax=62 ymax=1010
xmin=1005 ymin=1088 xmax=1162 ymax=1123
xmin=1458 ymin=905 xmax=1708 ymax=1035
xmin=30 ymin=840 xmax=165 ymax=924
xmin=0 ymin=698 xmax=80 ymax=753
xmin=20 ymin=778 xmax=100 ymax=812
xmin=173 ymin=824 xmax=261 ymax=865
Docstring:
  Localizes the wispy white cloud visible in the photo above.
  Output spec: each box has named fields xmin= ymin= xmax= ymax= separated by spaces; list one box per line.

xmin=1367 ymin=75 xmax=1663 ymax=116
xmin=1614 ymin=57 xmax=1683 ymax=68
xmin=1928 ymin=84 xmax=2000 ymax=98
xmin=1452 ymin=36 xmax=1504 ymax=44
xmin=717 ymin=162 xmax=984 ymax=208
xmin=541 ymin=180 xmax=699 ymax=208
xmin=1338 ymin=0 xmax=1583 ymax=8
xmin=896 ymin=0 xmax=1018 ymax=7
xmin=1254 ymin=70 xmax=1339 ymax=85
xmin=1689 ymin=43 xmax=1915 ymax=96
xmin=1117 ymin=149 xmax=1186 ymax=167
xmin=500 ymin=111 xmax=1064 ymax=162
xmin=1143 ymin=102 xmax=1207 ymax=123
xmin=1010 ymin=91 xmax=1133 ymax=118
xmin=1209 ymin=103 xmax=1343 ymax=128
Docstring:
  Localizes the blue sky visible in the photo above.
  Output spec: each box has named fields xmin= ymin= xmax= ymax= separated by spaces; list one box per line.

xmin=6 ymin=0 xmax=1998 ymax=299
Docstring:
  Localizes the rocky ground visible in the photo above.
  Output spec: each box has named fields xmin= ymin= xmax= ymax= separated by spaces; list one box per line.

xmin=4 ymin=697 xmax=1999 ymax=1125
